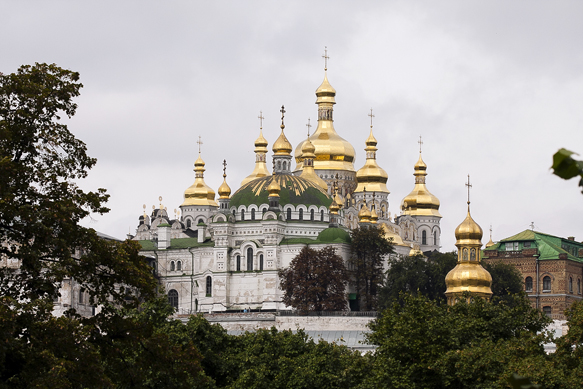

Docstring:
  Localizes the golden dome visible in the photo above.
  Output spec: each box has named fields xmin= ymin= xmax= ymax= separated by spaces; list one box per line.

xmin=358 ymin=202 xmax=371 ymax=223
xmin=329 ymin=198 xmax=340 ymax=215
xmin=273 ymin=128 xmax=293 ymax=155
xmin=400 ymin=153 xmax=441 ymax=217
xmin=409 ymin=244 xmax=423 ymax=257
xmin=485 ymin=237 xmax=495 ymax=248
xmin=380 ymin=223 xmax=406 ymax=246
xmin=241 ymin=129 xmax=270 ymax=186
xmin=445 ymin=201 xmax=492 ymax=304
xmin=455 ymin=205 xmax=483 ymax=246
xmin=370 ymin=207 xmax=378 ymax=224
xmin=182 ymin=153 xmax=218 ymax=207
xmin=267 ymin=175 xmax=281 ymax=197
xmin=299 ymin=138 xmax=328 ymax=191
xmin=218 ymin=172 xmax=231 ymax=199
xmin=294 ymin=72 xmax=356 ymax=172
xmin=355 ymin=128 xmax=389 ymax=193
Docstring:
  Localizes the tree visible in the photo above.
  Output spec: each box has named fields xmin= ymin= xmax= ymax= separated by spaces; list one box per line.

xmin=279 ymin=246 xmax=348 ymax=312
xmin=365 ymin=293 xmax=556 ymax=388
xmin=378 ymin=251 xmax=457 ymax=309
xmin=552 ymin=148 xmax=583 ymax=193
xmin=483 ymin=261 xmax=524 ymax=304
xmin=0 ymin=63 xmax=158 ymax=386
xmin=349 ymin=225 xmax=395 ymax=311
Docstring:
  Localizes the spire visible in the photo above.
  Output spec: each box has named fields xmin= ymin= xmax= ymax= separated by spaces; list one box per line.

xmin=445 ymin=176 xmax=492 ymax=305
xmin=400 ymin=137 xmax=441 ymax=217
xmin=181 ymin=137 xmax=217 ymax=207
xmin=218 ymin=159 xmax=231 ymax=199
xmin=241 ymin=112 xmax=271 ymax=186
xmin=355 ymin=109 xmax=389 ymax=194
xmin=486 ymin=225 xmax=495 ymax=248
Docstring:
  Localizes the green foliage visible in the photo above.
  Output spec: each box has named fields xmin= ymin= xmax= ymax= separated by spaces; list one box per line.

xmin=279 ymin=246 xmax=348 ymax=312
xmin=484 ymin=261 xmax=524 ymax=305
xmin=349 ymin=225 xmax=394 ymax=311
xmin=379 ymin=251 xmax=457 ymax=309
xmin=365 ymin=293 xmax=554 ymax=388
xmin=551 ymin=148 xmax=583 ymax=193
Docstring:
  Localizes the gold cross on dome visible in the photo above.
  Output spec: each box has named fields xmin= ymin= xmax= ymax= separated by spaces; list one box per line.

xmin=368 ymin=108 xmax=375 ymax=128
xmin=222 ymin=159 xmax=227 ymax=176
xmin=280 ymin=105 xmax=286 ymax=127
xmin=306 ymin=118 xmax=312 ymax=137
xmin=465 ymin=174 xmax=472 ymax=204
xmin=322 ymin=46 xmax=329 ymax=71
xmin=197 ymin=136 xmax=203 ymax=154
xmin=258 ymin=111 xmax=264 ymax=130
xmin=418 ymin=136 xmax=423 ymax=153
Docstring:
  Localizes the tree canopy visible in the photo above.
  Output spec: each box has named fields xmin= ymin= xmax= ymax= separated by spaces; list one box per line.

xmin=349 ymin=225 xmax=394 ymax=311
xmin=552 ymin=148 xmax=583 ymax=193
xmin=279 ymin=246 xmax=348 ymax=312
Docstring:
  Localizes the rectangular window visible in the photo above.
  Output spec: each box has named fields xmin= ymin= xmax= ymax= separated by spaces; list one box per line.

xmin=505 ymin=242 xmax=519 ymax=251
xmin=523 ymin=242 xmax=531 ymax=248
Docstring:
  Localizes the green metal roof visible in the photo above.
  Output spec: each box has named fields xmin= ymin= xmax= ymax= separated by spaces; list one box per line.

xmin=279 ymin=228 xmax=351 ymax=246
xmin=137 ymin=238 xmax=215 ymax=251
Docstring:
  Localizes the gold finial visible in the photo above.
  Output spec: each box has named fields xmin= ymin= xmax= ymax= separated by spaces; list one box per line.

xmin=152 ymin=205 xmax=155 ymax=210
xmin=418 ymin=136 xmax=423 ymax=153
xmin=322 ymin=46 xmax=329 ymax=71
xmin=258 ymin=111 xmax=264 ymax=130
xmin=159 ymin=196 xmax=163 ymax=209
xmin=465 ymin=175 xmax=472 ymax=205
xmin=142 ymin=204 xmax=146 ymax=217
xmin=368 ymin=108 xmax=375 ymax=129
xmin=280 ymin=105 xmax=286 ymax=129
xmin=222 ymin=159 xmax=227 ymax=178
xmin=197 ymin=136 xmax=203 ymax=154
xmin=306 ymin=118 xmax=312 ymax=137
xmin=489 ymin=225 xmax=492 ymax=240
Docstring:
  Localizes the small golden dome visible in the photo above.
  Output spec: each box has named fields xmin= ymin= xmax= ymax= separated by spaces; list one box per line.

xmin=380 ymin=223 xmax=406 ymax=246
xmin=273 ymin=128 xmax=293 ymax=156
xmin=409 ymin=244 xmax=423 ymax=257
xmin=355 ymin=128 xmax=389 ymax=193
xmin=455 ymin=205 xmax=483 ymax=246
xmin=370 ymin=207 xmax=378 ymax=224
xmin=315 ymin=72 xmax=337 ymax=104
xmin=182 ymin=153 xmax=217 ymax=207
xmin=242 ymin=129 xmax=270 ymax=187
xmin=400 ymin=153 xmax=441 ymax=217
xmin=218 ymin=174 xmax=231 ymax=199
xmin=255 ymin=130 xmax=268 ymax=149
xmin=302 ymin=138 xmax=316 ymax=157
xmin=358 ymin=202 xmax=371 ymax=223
xmin=486 ymin=237 xmax=495 ymax=248
xmin=267 ymin=176 xmax=281 ymax=197
xmin=334 ymin=191 xmax=344 ymax=209
xmin=299 ymin=138 xmax=328 ymax=191
xmin=445 ymin=262 xmax=493 ymax=297
xmin=329 ymin=199 xmax=340 ymax=215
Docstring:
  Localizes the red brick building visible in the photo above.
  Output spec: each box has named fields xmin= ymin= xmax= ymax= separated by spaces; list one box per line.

xmin=483 ymin=230 xmax=583 ymax=320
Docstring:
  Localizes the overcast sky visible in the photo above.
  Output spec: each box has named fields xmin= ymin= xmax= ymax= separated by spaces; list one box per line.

xmin=2 ymin=1 xmax=583 ymax=251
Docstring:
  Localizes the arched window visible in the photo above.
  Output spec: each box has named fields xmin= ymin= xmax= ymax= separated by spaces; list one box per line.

xmin=543 ymin=276 xmax=551 ymax=292
xmin=251 ymin=209 xmax=256 ymax=220
xmin=277 ymin=161 xmax=281 ymax=170
xmin=206 ymin=277 xmax=212 ymax=296
xmin=299 ymin=209 xmax=303 ymax=221
xmin=525 ymin=277 xmax=533 ymax=292
xmin=422 ymin=230 xmax=427 ymax=245
xmin=186 ymin=219 xmax=191 ymax=228
xmin=310 ymin=209 xmax=315 ymax=221
xmin=236 ymin=255 xmax=241 ymax=271
xmin=287 ymin=208 xmax=292 ymax=220
xmin=320 ymin=210 xmax=324 ymax=221
xmin=176 ymin=261 xmax=182 ymax=271
xmin=578 ymin=279 xmax=581 ymax=294
xmin=241 ymin=210 xmax=245 ymax=221
xmin=543 ymin=306 xmax=552 ymax=317
xmin=282 ymin=161 xmax=287 ymax=170
xmin=259 ymin=254 xmax=264 ymax=271
xmin=170 ymin=261 xmax=175 ymax=271
xmin=79 ymin=288 xmax=84 ymax=304
xmin=569 ymin=277 xmax=573 ymax=293
xmin=168 ymin=289 xmax=178 ymax=308
xmin=262 ymin=208 xmax=266 ymax=216
xmin=434 ymin=231 xmax=437 ymax=245
xmin=247 ymin=247 xmax=253 ymax=271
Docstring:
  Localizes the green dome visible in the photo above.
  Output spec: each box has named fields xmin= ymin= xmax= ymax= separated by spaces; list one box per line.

xmin=317 ymin=227 xmax=351 ymax=243
xmin=230 ymin=174 xmax=332 ymax=209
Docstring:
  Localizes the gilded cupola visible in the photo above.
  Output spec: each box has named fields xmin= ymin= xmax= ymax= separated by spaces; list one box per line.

xmin=273 ymin=106 xmax=294 ymax=174
xmin=299 ymin=119 xmax=328 ymax=191
xmin=355 ymin=116 xmax=389 ymax=194
xmin=400 ymin=139 xmax=441 ymax=217
xmin=181 ymin=143 xmax=218 ymax=207
xmin=241 ymin=112 xmax=271 ymax=186
xmin=445 ymin=177 xmax=492 ymax=305
xmin=218 ymin=161 xmax=231 ymax=199
xmin=293 ymin=52 xmax=355 ymax=172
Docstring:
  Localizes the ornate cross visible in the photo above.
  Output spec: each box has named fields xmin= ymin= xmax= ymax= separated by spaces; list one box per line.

xmin=322 ymin=46 xmax=329 ymax=71
xmin=418 ymin=136 xmax=423 ymax=153
xmin=280 ymin=105 xmax=286 ymax=127
xmin=223 ymin=159 xmax=227 ymax=176
xmin=465 ymin=174 xmax=472 ymax=204
xmin=258 ymin=111 xmax=264 ymax=129
xmin=306 ymin=118 xmax=312 ymax=136
xmin=197 ymin=136 xmax=203 ymax=154
xmin=368 ymin=108 xmax=375 ymax=128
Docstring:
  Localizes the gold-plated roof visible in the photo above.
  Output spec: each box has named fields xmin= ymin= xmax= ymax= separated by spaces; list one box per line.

xmin=370 ymin=207 xmax=378 ymax=224
xmin=181 ymin=153 xmax=218 ymax=207
xmin=273 ymin=127 xmax=293 ymax=156
xmin=218 ymin=166 xmax=231 ymax=199
xmin=294 ymin=72 xmax=356 ymax=171
xmin=380 ymin=223 xmax=406 ymax=246
xmin=445 ymin=202 xmax=492 ymax=303
xmin=299 ymin=138 xmax=328 ymax=191
xmin=267 ymin=174 xmax=281 ymax=197
xmin=355 ymin=128 xmax=389 ymax=193
xmin=241 ymin=129 xmax=270 ymax=186
xmin=401 ymin=153 xmax=441 ymax=217
xmin=358 ymin=202 xmax=371 ymax=223
xmin=329 ymin=198 xmax=340 ymax=215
